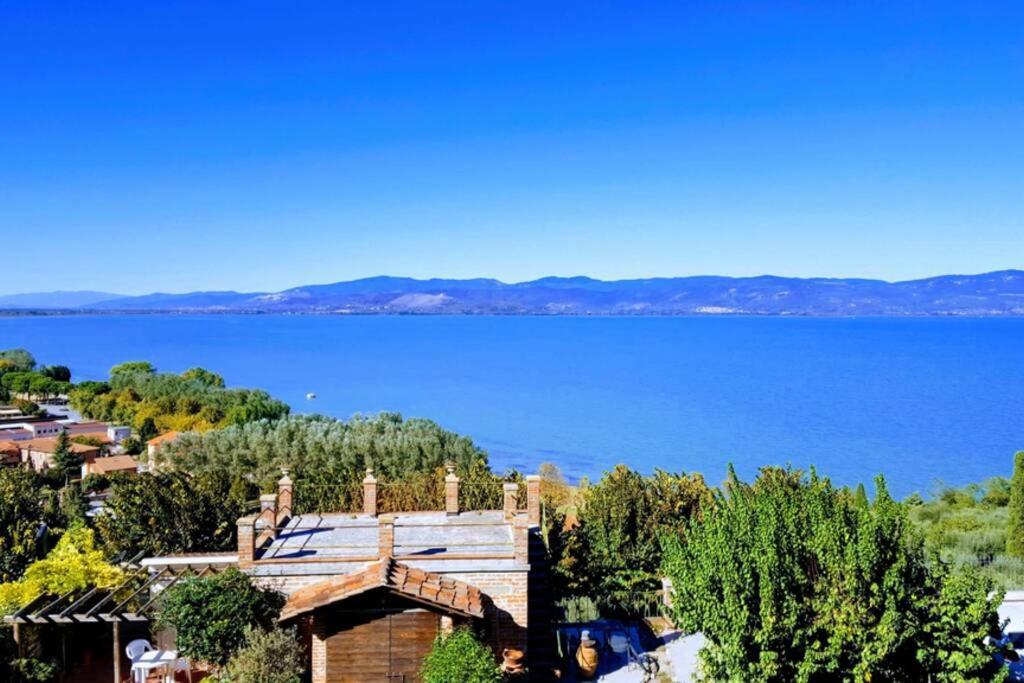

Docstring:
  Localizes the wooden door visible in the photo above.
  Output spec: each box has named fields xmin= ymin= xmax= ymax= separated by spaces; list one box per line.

xmin=325 ymin=605 xmax=439 ymax=683
xmin=386 ymin=610 xmax=438 ymax=682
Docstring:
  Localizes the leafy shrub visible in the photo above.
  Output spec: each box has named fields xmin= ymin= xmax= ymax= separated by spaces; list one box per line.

xmin=662 ymin=467 xmax=1005 ymax=682
xmin=420 ymin=627 xmax=500 ymax=683
xmin=0 ymin=524 xmax=124 ymax=616
xmin=162 ymin=413 xmax=496 ymax=512
xmin=0 ymin=468 xmax=47 ymax=582
xmin=96 ymin=471 xmax=256 ymax=557
xmin=218 ymin=626 xmax=304 ymax=683
xmin=68 ymin=361 xmax=288 ymax=433
xmin=909 ymin=469 xmax=1024 ymax=588
xmin=10 ymin=657 xmax=59 ymax=682
xmin=559 ymin=465 xmax=709 ymax=613
xmin=157 ymin=568 xmax=285 ymax=667
xmin=1008 ymin=452 xmax=1024 ymax=558
xmin=0 ymin=348 xmax=36 ymax=371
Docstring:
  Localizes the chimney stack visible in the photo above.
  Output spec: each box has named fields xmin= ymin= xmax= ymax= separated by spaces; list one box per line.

xmin=445 ymin=463 xmax=460 ymax=517
xmin=363 ymin=468 xmax=378 ymax=517
xmin=277 ymin=468 xmax=293 ymax=526
xmin=503 ymin=482 xmax=519 ymax=519
xmin=526 ymin=475 xmax=541 ymax=526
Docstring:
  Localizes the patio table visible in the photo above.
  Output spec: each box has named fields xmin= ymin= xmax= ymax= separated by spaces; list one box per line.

xmin=130 ymin=649 xmax=189 ymax=683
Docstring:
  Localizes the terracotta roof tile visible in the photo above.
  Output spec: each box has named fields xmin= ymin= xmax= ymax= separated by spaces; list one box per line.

xmin=279 ymin=558 xmax=485 ymax=622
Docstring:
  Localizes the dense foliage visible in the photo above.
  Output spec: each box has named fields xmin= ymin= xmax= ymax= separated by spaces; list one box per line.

xmin=96 ymin=471 xmax=257 ymax=557
xmin=0 ymin=468 xmax=49 ymax=583
xmin=1006 ymin=452 xmax=1024 ymax=558
xmin=0 ymin=524 xmax=124 ymax=616
xmin=556 ymin=465 xmax=709 ymax=614
xmin=69 ymin=361 xmax=288 ymax=433
xmin=0 ymin=348 xmax=36 ymax=371
xmin=909 ymin=473 xmax=1024 ymax=588
xmin=420 ymin=627 xmax=501 ymax=683
xmin=663 ymin=467 xmax=1005 ymax=682
xmin=0 ymin=371 xmax=71 ymax=401
xmin=161 ymin=413 xmax=499 ymax=511
xmin=218 ymin=626 xmax=305 ymax=683
xmin=157 ymin=568 xmax=285 ymax=667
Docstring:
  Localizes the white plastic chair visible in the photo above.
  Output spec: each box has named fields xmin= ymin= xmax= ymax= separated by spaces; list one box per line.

xmin=173 ymin=657 xmax=193 ymax=683
xmin=125 ymin=639 xmax=154 ymax=683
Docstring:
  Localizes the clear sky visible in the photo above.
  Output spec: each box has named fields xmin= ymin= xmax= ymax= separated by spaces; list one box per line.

xmin=1 ymin=1 xmax=1021 ymax=295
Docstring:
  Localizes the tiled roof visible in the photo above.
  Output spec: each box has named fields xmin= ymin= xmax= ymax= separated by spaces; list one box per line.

xmin=278 ymin=558 xmax=485 ymax=622
xmin=20 ymin=438 xmax=100 ymax=454
xmin=147 ymin=431 xmax=180 ymax=446
xmin=85 ymin=455 xmax=139 ymax=474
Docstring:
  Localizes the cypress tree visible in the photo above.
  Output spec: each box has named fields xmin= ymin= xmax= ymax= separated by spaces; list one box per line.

xmin=854 ymin=483 xmax=869 ymax=509
xmin=1006 ymin=451 xmax=1024 ymax=557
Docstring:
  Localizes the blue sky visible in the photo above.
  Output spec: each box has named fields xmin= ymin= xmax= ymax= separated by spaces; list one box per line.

xmin=0 ymin=1 xmax=1021 ymax=295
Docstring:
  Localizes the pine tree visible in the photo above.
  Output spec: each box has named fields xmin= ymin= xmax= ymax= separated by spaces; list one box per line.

xmin=50 ymin=431 xmax=83 ymax=485
xmin=1006 ymin=452 xmax=1024 ymax=557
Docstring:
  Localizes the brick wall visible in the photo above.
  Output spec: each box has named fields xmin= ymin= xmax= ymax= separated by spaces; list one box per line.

xmin=447 ymin=570 xmax=530 ymax=653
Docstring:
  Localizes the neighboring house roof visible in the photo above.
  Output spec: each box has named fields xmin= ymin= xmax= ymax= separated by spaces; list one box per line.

xmin=0 ymin=441 xmax=20 ymax=465
xmin=0 ymin=429 xmax=32 ymax=441
xmin=21 ymin=438 xmax=99 ymax=455
xmin=147 ymin=431 xmax=180 ymax=446
xmin=85 ymin=455 xmax=139 ymax=475
xmin=27 ymin=421 xmax=64 ymax=430
xmin=69 ymin=431 xmax=113 ymax=444
xmin=279 ymin=558 xmax=485 ymax=622
xmin=64 ymin=422 xmax=111 ymax=433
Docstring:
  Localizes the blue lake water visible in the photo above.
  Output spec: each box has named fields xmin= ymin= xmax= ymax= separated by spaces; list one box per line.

xmin=1 ymin=314 xmax=1022 ymax=498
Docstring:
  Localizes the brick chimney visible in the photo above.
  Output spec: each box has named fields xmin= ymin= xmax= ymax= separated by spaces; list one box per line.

xmin=513 ymin=516 xmax=529 ymax=565
xmin=255 ymin=494 xmax=277 ymax=545
xmin=503 ymin=482 xmax=519 ymax=519
xmin=237 ymin=514 xmax=258 ymax=568
xmin=363 ymin=468 xmax=378 ymax=517
xmin=378 ymin=515 xmax=395 ymax=558
xmin=445 ymin=463 xmax=460 ymax=516
xmin=277 ymin=468 xmax=293 ymax=526
xmin=526 ymin=474 xmax=541 ymax=526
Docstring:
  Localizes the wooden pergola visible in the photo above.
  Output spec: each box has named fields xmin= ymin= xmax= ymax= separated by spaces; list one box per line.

xmin=3 ymin=555 xmax=226 ymax=683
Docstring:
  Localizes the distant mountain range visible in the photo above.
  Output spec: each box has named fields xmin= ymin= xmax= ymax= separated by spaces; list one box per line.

xmin=3 ymin=271 xmax=1024 ymax=316
xmin=0 ymin=290 xmax=126 ymax=309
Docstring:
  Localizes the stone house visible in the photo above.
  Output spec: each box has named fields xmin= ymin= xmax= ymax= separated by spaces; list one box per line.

xmin=142 ymin=468 xmax=545 ymax=683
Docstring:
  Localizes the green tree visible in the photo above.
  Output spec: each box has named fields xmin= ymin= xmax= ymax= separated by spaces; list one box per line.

xmin=420 ymin=627 xmax=501 ymax=683
xmin=136 ymin=417 xmax=159 ymax=444
xmin=50 ymin=431 xmax=83 ymax=484
xmin=40 ymin=365 xmax=71 ymax=382
xmin=0 ymin=469 xmax=46 ymax=582
xmin=0 ymin=524 xmax=124 ymax=616
xmin=219 ymin=626 xmax=304 ymax=683
xmin=96 ymin=471 xmax=256 ymax=557
xmin=565 ymin=465 xmax=708 ymax=614
xmin=661 ymin=468 xmax=1005 ymax=682
xmin=157 ymin=568 xmax=285 ymax=668
xmin=162 ymin=413 xmax=492 ymax=511
xmin=1006 ymin=452 xmax=1024 ymax=557
xmin=182 ymin=367 xmax=225 ymax=387
xmin=109 ymin=360 xmax=155 ymax=379
xmin=0 ymin=348 xmax=36 ymax=371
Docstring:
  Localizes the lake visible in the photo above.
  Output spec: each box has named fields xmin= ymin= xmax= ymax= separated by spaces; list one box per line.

xmin=2 ymin=314 xmax=1022 ymax=498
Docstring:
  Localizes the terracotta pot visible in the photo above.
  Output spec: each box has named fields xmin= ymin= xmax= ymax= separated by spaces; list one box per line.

xmin=502 ymin=647 xmax=525 ymax=672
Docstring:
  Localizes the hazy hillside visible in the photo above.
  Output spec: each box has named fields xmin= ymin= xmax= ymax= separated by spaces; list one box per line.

xmin=4 ymin=271 xmax=1023 ymax=316
xmin=0 ymin=290 xmax=125 ymax=308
